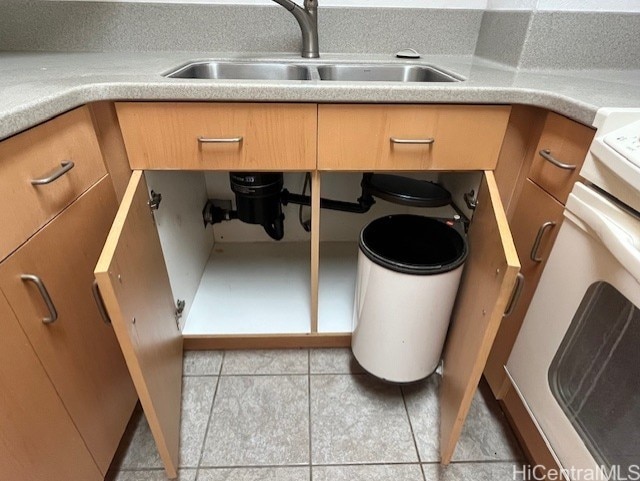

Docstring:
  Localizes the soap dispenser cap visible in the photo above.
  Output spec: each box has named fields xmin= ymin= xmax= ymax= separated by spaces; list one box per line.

xmin=395 ymin=48 xmax=421 ymax=59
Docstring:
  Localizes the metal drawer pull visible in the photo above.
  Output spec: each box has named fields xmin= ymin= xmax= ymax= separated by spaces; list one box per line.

xmin=92 ymin=280 xmax=111 ymax=324
xmin=539 ymin=149 xmax=577 ymax=170
xmin=390 ymin=137 xmax=435 ymax=145
xmin=198 ymin=136 xmax=243 ymax=144
xmin=530 ymin=221 xmax=556 ymax=262
xmin=504 ymin=273 xmax=525 ymax=317
xmin=21 ymin=274 xmax=58 ymax=324
xmin=31 ymin=161 xmax=75 ymax=185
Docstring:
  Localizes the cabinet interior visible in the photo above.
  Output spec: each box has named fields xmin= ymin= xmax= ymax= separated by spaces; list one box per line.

xmin=144 ymin=170 xmax=481 ymax=336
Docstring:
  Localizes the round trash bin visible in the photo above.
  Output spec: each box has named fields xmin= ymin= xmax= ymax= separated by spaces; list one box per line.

xmin=351 ymin=214 xmax=468 ymax=383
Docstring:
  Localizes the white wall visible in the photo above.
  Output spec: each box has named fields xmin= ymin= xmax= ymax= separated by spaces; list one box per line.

xmin=487 ymin=0 xmax=640 ymax=12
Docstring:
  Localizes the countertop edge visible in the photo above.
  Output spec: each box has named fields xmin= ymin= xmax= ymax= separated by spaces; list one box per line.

xmin=0 ymin=80 xmax=601 ymax=141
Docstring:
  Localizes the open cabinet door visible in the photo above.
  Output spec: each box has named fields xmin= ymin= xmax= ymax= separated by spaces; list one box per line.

xmin=440 ymin=171 xmax=520 ymax=463
xmin=95 ymin=170 xmax=183 ymax=478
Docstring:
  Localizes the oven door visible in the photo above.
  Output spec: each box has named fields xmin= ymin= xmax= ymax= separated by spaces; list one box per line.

xmin=507 ymin=182 xmax=640 ymax=480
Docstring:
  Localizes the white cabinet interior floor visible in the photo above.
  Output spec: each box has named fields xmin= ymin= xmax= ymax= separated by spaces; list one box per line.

xmin=145 ymin=170 xmax=476 ymax=337
xmin=183 ymin=241 xmax=312 ymax=335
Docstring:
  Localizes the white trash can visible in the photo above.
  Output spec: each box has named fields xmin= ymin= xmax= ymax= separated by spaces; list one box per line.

xmin=351 ymin=214 xmax=467 ymax=383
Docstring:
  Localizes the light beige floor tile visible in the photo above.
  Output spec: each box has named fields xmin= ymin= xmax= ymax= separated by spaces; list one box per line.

xmin=198 ymin=467 xmax=310 ymax=481
xmin=310 ymin=374 xmax=418 ymax=464
xmin=119 ymin=411 xmax=163 ymax=469
xmin=451 ymin=382 xmax=523 ymax=462
xmin=183 ymin=351 xmax=223 ymax=376
xmin=403 ymin=376 xmax=523 ymax=462
xmin=118 ymin=376 xmax=218 ymax=470
xmin=309 ymin=348 xmax=364 ymax=374
xmin=201 ymin=375 xmax=309 ymax=466
xmin=401 ymin=376 xmax=439 ymax=462
xmin=423 ymin=462 xmax=523 ymax=480
xmin=313 ymin=464 xmax=424 ymax=481
xmin=180 ymin=376 xmax=218 ymax=467
xmin=112 ymin=469 xmax=196 ymax=481
xmin=220 ymin=349 xmax=308 ymax=375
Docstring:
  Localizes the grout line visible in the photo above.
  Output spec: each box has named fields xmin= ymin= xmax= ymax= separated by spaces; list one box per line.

xmin=308 ymin=349 xmax=313 ymax=481
xmin=215 ymin=372 xmax=310 ymax=377
xmin=196 ymin=461 xmax=428 ymax=469
xmin=401 ymin=385 xmax=427 ymax=481
xmin=185 ymin=372 xmax=368 ymax=378
xmin=194 ymin=352 xmax=225 ymax=481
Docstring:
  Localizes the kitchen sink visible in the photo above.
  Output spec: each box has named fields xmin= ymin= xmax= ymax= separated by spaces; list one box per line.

xmin=316 ymin=64 xmax=461 ymax=82
xmin=165 ymin=61 xmax=314 ymax=80
xmin=164 ymin=61 xmax=462 ymax=83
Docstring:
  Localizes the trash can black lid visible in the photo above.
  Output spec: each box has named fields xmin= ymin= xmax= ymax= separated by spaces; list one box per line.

xmin=359 ymin=214 xmax=467 ymax=275
xmin=363 ymin=174 xmax=451 ymax=207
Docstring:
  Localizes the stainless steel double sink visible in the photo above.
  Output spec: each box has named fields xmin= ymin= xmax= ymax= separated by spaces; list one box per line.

xmin=165 ymin=60 xmax=463 ymax=83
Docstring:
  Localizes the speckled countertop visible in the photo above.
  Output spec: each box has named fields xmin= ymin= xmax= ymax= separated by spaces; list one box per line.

xmin=1 ymin=51 xmax=639 ymax=140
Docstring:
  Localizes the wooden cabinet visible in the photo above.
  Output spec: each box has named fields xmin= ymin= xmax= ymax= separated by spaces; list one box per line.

xmin=485 ymin=110 xmax=595 ymax=399
xmin=96 ymin=101 xmax=521 ymax=474
xmin=528 ymin=112 xmax=594 ymax=204
xmin=0 ymin=290 xmax=103 ymax=481
xmin=116 ymin=102 xmax=317 ymax=171
xmin=0 ymin=177 xmax=137 ymax=475
xmin=95 ymin=171 xmax=183 ymax=478
xmin=318 ymin=104 xmax=511 ymax=171
xmin=0 ymin=106 xmax=107 ymax=261
xmin=0 ymin=108 xmax=137 ymax=481
xmin=95 ymin=169 xmax=518 ymax=473
xmin=484 ymin=180 xmax=564 ymax=397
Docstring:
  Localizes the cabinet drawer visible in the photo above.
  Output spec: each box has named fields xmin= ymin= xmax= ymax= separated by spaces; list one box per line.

xmin=318 ymin=104 xmax=510 ymax=171
xmin=116 ymin=102 xmax=317 ymax=171
xmin=0 ymin=176 xmax=136 ymax=475
xmin=528 ymin=112 xmax=594 ymax=204
xmin=0 ymin=106 xmax=107 ymax=261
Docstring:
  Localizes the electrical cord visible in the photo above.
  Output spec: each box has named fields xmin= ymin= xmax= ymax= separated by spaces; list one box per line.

xmin=299 ymin=173 xmax=312 ymax=232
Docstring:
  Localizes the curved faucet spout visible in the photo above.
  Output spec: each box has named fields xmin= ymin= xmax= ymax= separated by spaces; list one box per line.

xmin=272 ymin=0 xmax=319 ymax=58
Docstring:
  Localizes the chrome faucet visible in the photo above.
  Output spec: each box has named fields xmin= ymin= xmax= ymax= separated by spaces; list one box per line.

xmin=271 ymin=0 xmax=319 ymax=58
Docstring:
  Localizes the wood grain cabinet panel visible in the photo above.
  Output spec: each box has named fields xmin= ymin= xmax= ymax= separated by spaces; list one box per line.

xmin=485 ymin=179 xmax=565 ymax=398
xmin=528 ymin=112 xmax=595 ymax=204
xmin=0 ymin=291 xmax=103 ymax=481
xmin=116 ymin=102 xmax=317 ymax=171
xmin=0 ymin=177 xmax=137 ymax=475
xmin=0 ymin=106 xmax=107 ymax=261
xmin=318 ymin=104 xmax=511 ymax=171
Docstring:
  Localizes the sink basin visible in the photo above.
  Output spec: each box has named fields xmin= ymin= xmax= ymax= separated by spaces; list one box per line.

xmin=164 ymin=61 xmax=463 ymax=83
xmin=316 ymin=64 xmax=461 ymax=82
xmin=166 ymin=61 xmax=313 ymax=80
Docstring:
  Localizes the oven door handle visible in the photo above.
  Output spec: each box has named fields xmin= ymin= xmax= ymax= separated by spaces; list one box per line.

xmin=570 ymin=194 xmax=640 ymax=284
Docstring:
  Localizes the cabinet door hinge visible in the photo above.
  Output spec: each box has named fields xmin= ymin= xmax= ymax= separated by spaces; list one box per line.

xmin=148 ymin=190 xmax=162 ymax=212
xmin=175 ymin=299 xmax=185 ymax=329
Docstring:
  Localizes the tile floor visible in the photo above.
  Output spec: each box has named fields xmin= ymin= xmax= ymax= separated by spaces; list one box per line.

xmin=108 ymin=349 xmax=526 ymax=481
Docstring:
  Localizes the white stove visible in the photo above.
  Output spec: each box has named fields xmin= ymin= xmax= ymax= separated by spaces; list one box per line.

xmin=581 ymin=107 xmax=640 ymax=212
xmin=507 ymin=107 xmax=640 ymax=480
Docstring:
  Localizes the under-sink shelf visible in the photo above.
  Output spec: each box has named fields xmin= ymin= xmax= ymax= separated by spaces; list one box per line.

xmin=182 ymin=241 xmax=361 ymax=336
xmin=318 ymin=241 xmax=359 ymax=334
xmin=182 ymin=242 xmax=312 ymax=336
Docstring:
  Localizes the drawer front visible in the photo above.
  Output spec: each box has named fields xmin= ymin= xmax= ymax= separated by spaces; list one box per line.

xmin=116 ymin=102 xmax=317 ymax=171
xmin=0 ymin=106 xmax=107 ymax=261
xmin=0 ymin=177 xmax=137 ymax=475
xmin=528 ymin=112 xmax=595 ymax=204
xmin=318 ymin=104 xmax=511 ymax=171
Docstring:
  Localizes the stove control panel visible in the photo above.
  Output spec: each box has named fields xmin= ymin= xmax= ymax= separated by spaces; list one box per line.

xmin=604 ymin=119 xmax=640 ymax=167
